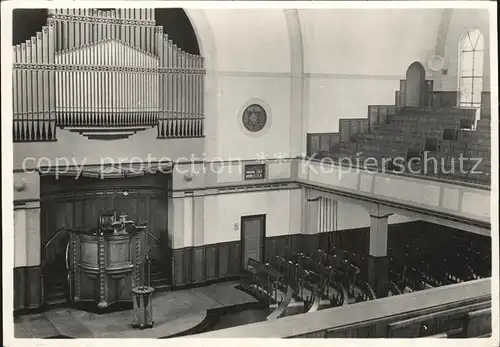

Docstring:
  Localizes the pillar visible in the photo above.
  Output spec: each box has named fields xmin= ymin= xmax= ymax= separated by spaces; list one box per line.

xmin=367 ymin=205 xmax=391 ymax=298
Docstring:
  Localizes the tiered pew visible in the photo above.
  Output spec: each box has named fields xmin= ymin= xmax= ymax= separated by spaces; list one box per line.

xmin=329 ymin=105 xmax=490 ymax=185
xmin=387 ymin=231 xmax=491 ymax=293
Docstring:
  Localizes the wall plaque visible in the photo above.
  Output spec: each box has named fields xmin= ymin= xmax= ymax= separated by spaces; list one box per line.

xmin=242 ymin=104 xmax=267 ymax=132
xmin=244 ymin=164 xmax=266 ymax=180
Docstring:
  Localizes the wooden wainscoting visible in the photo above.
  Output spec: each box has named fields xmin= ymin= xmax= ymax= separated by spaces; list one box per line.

xmin=432 ymin=91 xmax=458 ymax=108
xmin=169 ymin=221 xmax=477 ymax=289
xmin=14 ymin=266 xmax=43 ymax=313
xmin=172 ymin=241 xmax=241 ymax=288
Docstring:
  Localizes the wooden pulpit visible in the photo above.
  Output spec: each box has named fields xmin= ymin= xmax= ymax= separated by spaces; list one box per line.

xmin=67 ymin=211 xmax=148 ymax=308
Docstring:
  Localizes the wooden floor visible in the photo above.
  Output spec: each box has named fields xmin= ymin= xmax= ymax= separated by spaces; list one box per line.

xmin=15 ymin=281 xmax=258 ymax=338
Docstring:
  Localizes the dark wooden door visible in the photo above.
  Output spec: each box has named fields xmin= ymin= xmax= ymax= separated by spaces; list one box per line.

xmin=241 ymin=215 xmax=266 ymax=270
xmin=405 ymin=62 xmax=426 ymax=107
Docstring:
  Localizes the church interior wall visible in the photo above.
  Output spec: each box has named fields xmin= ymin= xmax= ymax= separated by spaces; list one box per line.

xmin=9 ymin=7 xmax=492 ymax=313
xmin=299 ymin=9 xmax=442 ymax=134
xmin=439 ymin=9 xmax=491 ymax=92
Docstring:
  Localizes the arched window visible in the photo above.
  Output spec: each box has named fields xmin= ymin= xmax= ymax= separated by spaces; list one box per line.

xmin=458 ymin=29 xmax=484 ymax=108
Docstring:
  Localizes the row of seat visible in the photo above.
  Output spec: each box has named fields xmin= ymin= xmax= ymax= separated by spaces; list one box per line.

xmin=330 ymin=106 xmax=490 ymax=185
xmin=241 ymin=247 xmax=380 ymax=317
xmin=388 ymin=233 xmax=490 ymax=290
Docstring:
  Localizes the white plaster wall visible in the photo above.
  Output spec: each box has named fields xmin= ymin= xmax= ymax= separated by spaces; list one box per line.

xmin=203 ymin=189 xmax=295 ymax=245
xmin=299 ymin=9 xmax=442 ymax=133
xmin=299 ymin=9 xmax=441 ymax=76
xmin=204 ymin=10 xmax=291 ymax=73
xmin=438 ymin=8 xmax=491 ymax=91
xmin=336 ymin=200 xmax=415 ymax=231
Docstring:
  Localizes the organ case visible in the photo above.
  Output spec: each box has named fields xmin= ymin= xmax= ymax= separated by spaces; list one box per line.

xmin=12 ymin=8 xmax=205 ymax=142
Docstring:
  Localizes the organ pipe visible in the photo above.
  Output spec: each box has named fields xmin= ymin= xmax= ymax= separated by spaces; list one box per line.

xmin=12 ymin=8 xmax=205 ymax=142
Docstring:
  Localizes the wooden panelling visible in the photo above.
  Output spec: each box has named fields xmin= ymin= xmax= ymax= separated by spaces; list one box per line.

xmin=367 ymin=105 xmax=397 ymax=131
xmin=388 ymin=300 xmax=490 ymax=338
xmin=205 ymin=245 xmax=217 ymax=281
xmin=228 ymin=242 xmax=241 ymax=276
xmin=173 ymin=248 xmax=184 ymax=287
xmin=14 ymin=267 xmax=27 ymax=311
xmin=424 ymin=80 xmax=434 ymax=108
xmin=399 ymin=80 xmax=406 ymax=107
xmin=171 ymin=241 xmax=240 ymax=288
xmin=301 ymin=234 xmax=320 ymax=254
xmin=218 ymin=243 xmax=230 ymax=278
xmin=183 ymin=247 xmax=193 ymax=285
xmin=367 ymin=255 xmax=389 ymax=298
xmin=339 ymin=118 xmax=369 ymax=143
xmin=465 ymin=308 xmax=491 ymax=337
xmin=395 ymin=91 xmax=402 ymax=107
xmin=306 ymin=133 xmax=340 ymax=158
xmin=14 ymin=266 xmax=43 ymax=312
xmin=481 ymin=91 xmax=491 ymax=120
xmin=192 ymin=247 xmax=205 ymax=283
xmin=432 ymin=91 xmax=458 ymax=108
xmin=168 ymin=221 xmax=484 ymax=290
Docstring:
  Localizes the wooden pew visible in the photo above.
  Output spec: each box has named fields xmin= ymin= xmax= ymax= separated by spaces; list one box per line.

xmin=242 ymin=258 xmax=283 ymax=303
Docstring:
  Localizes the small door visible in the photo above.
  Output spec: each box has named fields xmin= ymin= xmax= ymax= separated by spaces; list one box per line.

xmin=241 ymin=215 xmax=266 ymax=270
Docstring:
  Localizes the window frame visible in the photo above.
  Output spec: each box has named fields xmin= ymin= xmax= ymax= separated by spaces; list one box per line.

xmin=458 ymin=29 xmax=484 ymax=109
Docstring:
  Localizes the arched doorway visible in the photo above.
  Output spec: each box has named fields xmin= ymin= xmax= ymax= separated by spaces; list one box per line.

xmin=405 ymin=62 xmax=426 ymax=107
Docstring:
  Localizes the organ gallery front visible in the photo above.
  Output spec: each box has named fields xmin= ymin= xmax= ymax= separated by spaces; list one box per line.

xmin=12 ymin=8 xmax=205 ymax=142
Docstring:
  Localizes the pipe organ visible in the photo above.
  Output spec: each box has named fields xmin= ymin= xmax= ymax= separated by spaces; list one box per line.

xmin=12 ymin=8 xmax=205 ymax=142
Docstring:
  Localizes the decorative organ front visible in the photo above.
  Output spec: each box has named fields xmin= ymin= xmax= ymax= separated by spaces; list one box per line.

xmin=12 ymin=8 xmax=205 ymax=141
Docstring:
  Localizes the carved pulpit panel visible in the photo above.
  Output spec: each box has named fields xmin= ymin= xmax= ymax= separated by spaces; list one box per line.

xmin=68 ymin=211 xmax=148 ymax=309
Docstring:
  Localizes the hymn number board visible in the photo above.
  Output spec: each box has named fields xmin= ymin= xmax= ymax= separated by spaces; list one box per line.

xmin=244 ymin=164 xmax=266 ymax=180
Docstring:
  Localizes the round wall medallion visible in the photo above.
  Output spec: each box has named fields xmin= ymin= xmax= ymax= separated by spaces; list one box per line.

xmin=242 ymin=104 xmax=267 ymax=132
